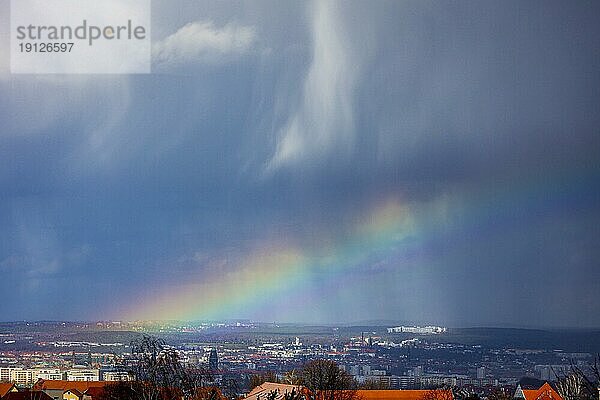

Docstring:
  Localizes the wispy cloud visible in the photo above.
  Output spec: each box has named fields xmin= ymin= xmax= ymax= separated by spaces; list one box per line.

xmin=268 ymin=0 xmax=362 ymax=171
xmin=152 ymin=21 xmax=257 ymax=68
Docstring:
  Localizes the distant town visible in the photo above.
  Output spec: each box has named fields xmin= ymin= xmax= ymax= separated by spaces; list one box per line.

xmin=0 ymin=321 xmax=599 ymax=399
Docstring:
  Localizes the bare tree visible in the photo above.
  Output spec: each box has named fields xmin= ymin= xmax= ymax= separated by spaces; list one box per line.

xmin=220 ymin=377 xmax=241 ymax=400
xmin=283 ymin=388 xmax=306 ymax=400
xmin=262 ymin=387 xmax=305 ymax=400
xmin=283 ymin=370 xmax=302 ymax=386
xmin=299 ymin=359 xmax=359 ymax=400
xmin=250 ymin=371 xmax=281 ymax=389
xmin=99 ymin=380 xmax=139 ymax=400
xmin=193 ymin=386 xmax=227 ymax=400
xmin=420 ymin=388 xmax=455 ymax=400
xmin=555 ymin=372 xmax=587 ymax=400
xmin=554 ymin=355 xmax=600 ymax=400
xmin=101 ymin=335 xmax=213 ymax=400
xmin=486 ymin=388 xmax=512 ymax=400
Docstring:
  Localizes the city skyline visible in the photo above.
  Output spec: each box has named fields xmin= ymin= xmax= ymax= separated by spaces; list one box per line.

xmin=1 ymin=1 xmax=599 ymax=327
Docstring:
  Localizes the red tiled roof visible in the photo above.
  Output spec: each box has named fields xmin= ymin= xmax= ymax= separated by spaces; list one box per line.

xmin=357 ymin=390 xmax=454 ymax=400
xmin=246 ymin=383 xmax=455 ymax=400
xmin=33 ymin=379 xmax=110 ymax=392
xmin=0 ymin=383 xmax=16 ymax=398
xmin=246 ymin=382 xmax=308 ymax=400
xmin=3 ymin=392 xmax=53 ymax=400
xmin=521 ymin=383 xmax=563 ymax=400
xmin=83 ymin=386 xmax=106 ymax=398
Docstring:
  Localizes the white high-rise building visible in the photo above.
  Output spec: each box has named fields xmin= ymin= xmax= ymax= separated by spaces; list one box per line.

xmin=66 ymin=368 xmax=100 ymax=381
xmin=35 ymin=369 xmax=64 ymax=380
xmin=9 ymin=368 xmax=37 ymax=386
xmin=102 ymin=371 xmax=132 ymax=381
xmin=477 ymin=366 xmax=486 ymax=379
xmin=0 ymin=368 xmax=12 ymax=382
xmin=387 ymin=326 xmax=446 ymax=334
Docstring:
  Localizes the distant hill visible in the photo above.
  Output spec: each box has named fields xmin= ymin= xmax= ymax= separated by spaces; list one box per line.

xmin=438 ymin=327 xmax=600 ymax=353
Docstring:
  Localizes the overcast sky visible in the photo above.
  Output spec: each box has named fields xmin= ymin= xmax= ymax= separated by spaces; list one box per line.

xmin=1 ymin=0 xmax=599 ymax=327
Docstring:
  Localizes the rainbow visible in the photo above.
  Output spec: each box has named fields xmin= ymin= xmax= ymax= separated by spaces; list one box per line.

xmin=121 ymin=166 xmax=597 ymax=322
xmin=121 ymin=198 xmax=420 ymax=321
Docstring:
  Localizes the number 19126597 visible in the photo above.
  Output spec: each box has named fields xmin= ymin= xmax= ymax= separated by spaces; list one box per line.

xmin=19 ymin=42 xmax=74 ymax=53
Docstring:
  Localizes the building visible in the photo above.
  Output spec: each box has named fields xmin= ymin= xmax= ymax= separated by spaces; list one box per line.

xmin=357 ymin=390 xmax=454 ymax=400
xmin=387 ymin=326 xmax=446 ymax=334
xmin=359 ymin=374 xmax=497 ymax=390
xmin=419 ymin=376 xmax=457 ymax=388
xmin=477 ymin=367 xmax=486 ymax=379
xmin=0 ymin=369 xmax=12 ymax=383
xmin=245 ymin=383 xmax=308 ymax=400
xmin=63 ymin=388 xmax=84 ymax=400
xmin=245 ymin=382 xmax=454 ymax=400
xmin=362 ymin=375 xmax=414 ymax=389
xmin=209 ymin=349 xmax=219 ymax=370
xmin=514 ymin=382 xmax=564 ymax=400
xmin=9 ymin=369 xmax=37 ymax=387
xmin=534 ymin=365 xmax=571 ymax=381
xmin=0 ymin=368 xmax=64 ymax=386
xmin=0 ymin=383 xmax=18 ymax=398
xmin=100 ymin=371 xmax=131 ymax=381
xmin=82 ymin=387 xmax=106 ymax=400
xmin=65 ymin=369 xmax=100 ymax=382
xmin=33 ymin=380 xmax=109 ymax=400
xmin=3 ymin=393 xmax=53 ymax=400
xmin=35 ymin=369 xmax=64 ymax=381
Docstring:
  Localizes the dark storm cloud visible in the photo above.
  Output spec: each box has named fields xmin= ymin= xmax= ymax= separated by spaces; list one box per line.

xmin=0 ymin=0 xmax=599 ymax=325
